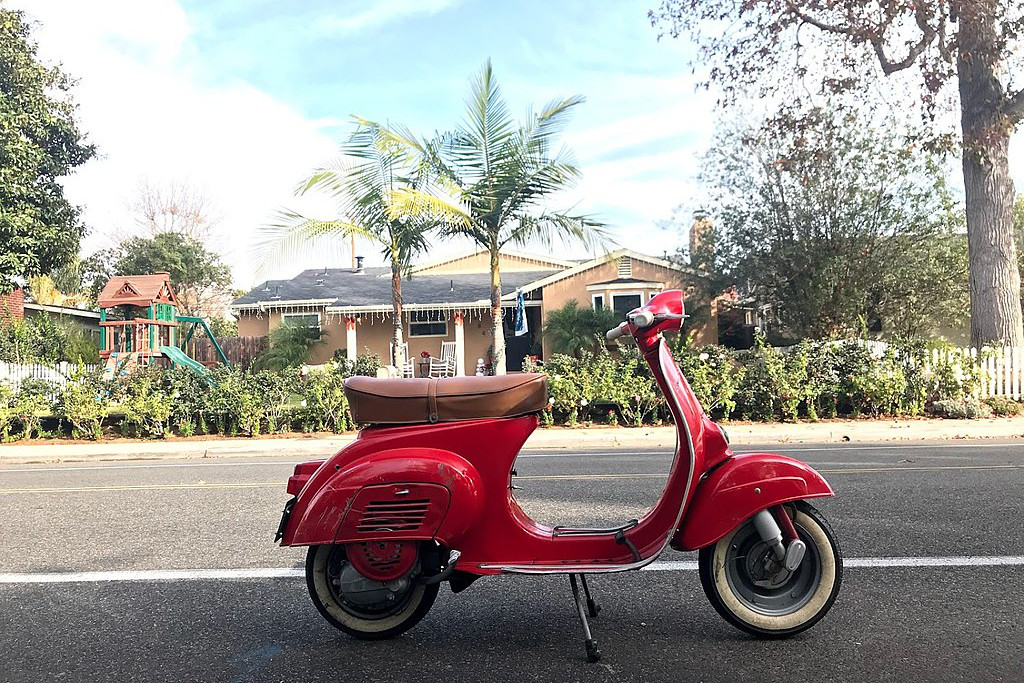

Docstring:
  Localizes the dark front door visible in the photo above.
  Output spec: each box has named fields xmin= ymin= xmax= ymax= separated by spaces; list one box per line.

xmin=503 ymin=307 xmax=536 ymax=372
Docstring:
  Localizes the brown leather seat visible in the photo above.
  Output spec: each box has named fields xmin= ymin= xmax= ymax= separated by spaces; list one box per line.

xmin=345 ymin=374 xmax=548 ymax=425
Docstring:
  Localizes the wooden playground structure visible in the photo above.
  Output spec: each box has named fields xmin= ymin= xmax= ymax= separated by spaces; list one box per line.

xmin=96 ymin=273 xmax=229 ymax=381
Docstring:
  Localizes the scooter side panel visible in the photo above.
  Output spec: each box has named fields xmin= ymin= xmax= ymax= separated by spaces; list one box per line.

xmin=670 ymin=452 xmax=834 ymax=551
xmin=282 ymin=446 xmax=483 ymax=546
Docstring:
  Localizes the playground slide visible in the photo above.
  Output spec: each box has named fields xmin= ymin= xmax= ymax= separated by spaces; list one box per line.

xmin=158 ymin=345 xmax=211 ymax=376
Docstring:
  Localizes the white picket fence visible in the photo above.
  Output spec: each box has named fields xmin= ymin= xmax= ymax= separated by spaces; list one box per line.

xmin=922 ymin=347 xmax=1024 ymax=400
xmin=0 ymin=362 xmax=101 ymax=396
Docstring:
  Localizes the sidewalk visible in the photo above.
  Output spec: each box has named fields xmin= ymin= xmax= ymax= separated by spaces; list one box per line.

xmin=2 ymin=416 xmax=1023 ymax=464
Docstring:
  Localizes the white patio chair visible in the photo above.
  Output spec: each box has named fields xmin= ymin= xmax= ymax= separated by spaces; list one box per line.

xmin=429 ymin=341 xmax=457 ymax=377
xmin=390 ymin=341 xmax=415 ymax=378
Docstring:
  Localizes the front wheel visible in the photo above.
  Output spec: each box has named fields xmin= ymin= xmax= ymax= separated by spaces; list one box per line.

xmin=698 ymin=501 xmax=842 ymax=637
xmin=305 ymin=544 xmax=439 ymax=640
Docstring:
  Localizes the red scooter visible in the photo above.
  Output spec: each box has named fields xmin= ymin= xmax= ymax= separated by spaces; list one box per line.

xmin=276 ymin=290 xmax=842 ymax=662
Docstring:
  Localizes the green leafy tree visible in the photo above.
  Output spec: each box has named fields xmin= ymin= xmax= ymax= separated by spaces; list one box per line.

xmin=542 ymin=299 xmax=619 ymax=357
xmin=0 ymin=313 xmax=98 ymax=364
xmin=0 ymin=7 xmax=95 ymax=291
xmin=253 ymin=322 xmax=324 ymax=371
xmin=651 ymin=0 xmax=1024 ymax=346
xmin=110 ymin=232 xmax=232 ymax=317
xmin=387 ymin=61 xmax=608 ymax=374
xmin=259 ymin=121 xmax=446 ymax=370
xmin=701 ymin=107 xmax=965 ymax=339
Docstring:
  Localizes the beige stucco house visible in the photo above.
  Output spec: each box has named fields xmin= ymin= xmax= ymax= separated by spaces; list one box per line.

xmin=231 ymin=249 xmax=714 ymax=374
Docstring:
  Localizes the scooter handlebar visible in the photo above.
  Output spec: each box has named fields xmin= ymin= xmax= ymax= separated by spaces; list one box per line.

xmin=606 ymin=322 xmax=629 ymax=341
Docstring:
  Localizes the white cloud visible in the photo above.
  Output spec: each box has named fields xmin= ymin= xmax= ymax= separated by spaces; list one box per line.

xmin=318 ymin=0 xmax=464 ymax=35
xmin=12 ymin=0 xmax=340 ymax=288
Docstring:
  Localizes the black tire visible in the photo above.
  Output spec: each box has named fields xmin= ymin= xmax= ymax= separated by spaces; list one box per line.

xmin=305 ymin=544 xmax=439 ymax=640
xmin=698 ymin=501 xmax=842 ymax=638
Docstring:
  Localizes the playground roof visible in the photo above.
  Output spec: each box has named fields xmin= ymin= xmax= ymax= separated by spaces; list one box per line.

xmin=97 ymin=273 xmax=177 ymax=308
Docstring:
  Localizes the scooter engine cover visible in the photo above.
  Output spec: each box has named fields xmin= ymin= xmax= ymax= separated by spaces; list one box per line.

xmin=347 ymin=541 xmax=418 ymax=582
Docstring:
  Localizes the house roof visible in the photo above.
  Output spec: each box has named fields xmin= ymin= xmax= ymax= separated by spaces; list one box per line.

xmin=232 ymin=248 xmax=704 ymax=313
xmin=589 ymin=277 xmax=663 ymax=286
xmin=505 ymin=248 xmax=705 ymax=299
xmin=24 ymin=302 xmax=101 ymax=320
xmin=232 ymin=267 xmax=561 ymax=312
xmin=410 ymin=248 xmax=579 ymax=274
xmin=96 ymin=273 xmax=176 ymax=308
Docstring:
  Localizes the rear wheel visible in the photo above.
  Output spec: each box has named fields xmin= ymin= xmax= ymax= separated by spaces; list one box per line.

xmin=698 ymin=501 xmax=842 ymax=637
xmin=305 ymin=543 xmax=438 ymax=640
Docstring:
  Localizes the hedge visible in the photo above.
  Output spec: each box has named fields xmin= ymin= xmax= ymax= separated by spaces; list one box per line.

xmin=0 ymin=337 xmax=999 ymax=442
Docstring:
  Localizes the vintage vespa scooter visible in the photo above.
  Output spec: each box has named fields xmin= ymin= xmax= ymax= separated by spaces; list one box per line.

xmin=276 ymin=290 xmax=842 ymax=662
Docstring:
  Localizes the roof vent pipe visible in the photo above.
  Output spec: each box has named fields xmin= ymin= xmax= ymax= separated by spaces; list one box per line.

xmin=354 ymin=256 xmax=364 ymax=274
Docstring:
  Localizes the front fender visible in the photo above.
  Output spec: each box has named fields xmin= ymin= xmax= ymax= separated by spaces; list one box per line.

xmin=282 ymin=447 xmax=483 ymax=546
xmin=671 ymin=453 xmax=833 ymax=551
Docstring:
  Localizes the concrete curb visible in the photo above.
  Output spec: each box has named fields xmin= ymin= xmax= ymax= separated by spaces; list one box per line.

xmin=2 ymin=417 xmax=1023 ymax=464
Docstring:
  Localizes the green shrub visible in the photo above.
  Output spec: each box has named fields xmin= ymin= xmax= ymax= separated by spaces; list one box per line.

xmin=0 ymin=382 xmax=14 ymax=440
xmin=117 ymin=369 xmax=172 ymax=438
xmin=733 ymin=335 xmax=792 ymax=421
xmin=57 ymin=368 xmax=109 ymax=440
xmin=932 ymin=398 xmax=992 ymax=420
xmin=296 ymin=367 xmax=351 ymax=432
xmin=538 ymin=346 xmax=662 ymax=427
xmin=164 ymin=367 xmax=210 ymax=436
xmin=672 ymin=339 xmax=744 ymax=419
xmin=11 ymin=379 xmax=55 ymax=440
xmin=333 ymin=352 xmax=382 ymax=377
xmin=982 ymin=396 xmax=1022 ymax=417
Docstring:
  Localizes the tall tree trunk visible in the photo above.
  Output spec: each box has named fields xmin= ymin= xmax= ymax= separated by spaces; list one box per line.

xmin=390 ymin=258 xmax=405 ymax=372
xmin=489 ymin=244 xmax=506 ymax=375
xmin=958 ymin=4 xmax=1023 ymax=347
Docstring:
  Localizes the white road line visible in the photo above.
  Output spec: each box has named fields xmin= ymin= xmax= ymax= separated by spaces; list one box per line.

xmin=644 ymin=556 xmax=1024 ymax=572
xmin=0 ymin=461 xmax=297 ymax=474
xmin=0 ymin=568 xmax=305 ymax=583
xmin=2 ymin=556 xmax=1023 ymax=584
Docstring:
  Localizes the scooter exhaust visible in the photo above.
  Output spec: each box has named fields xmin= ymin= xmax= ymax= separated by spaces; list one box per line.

xmin=418 ymin=550 xmax=462 ymax=586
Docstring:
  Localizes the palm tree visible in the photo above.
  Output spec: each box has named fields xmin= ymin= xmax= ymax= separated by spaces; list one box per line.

xmin=253 ymin=321 xmax=325 ymax=371
xmin=375 ymin=61 xmax=608 ymax=374
xmin=542 ymin=299 xmax=620 ymax=357
xmin=257 ymin=121 xmax=443 ymax=371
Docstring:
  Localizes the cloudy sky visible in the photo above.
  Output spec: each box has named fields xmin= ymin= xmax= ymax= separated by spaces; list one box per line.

xmin=11 ymin=1 xmax=1024 ymax=288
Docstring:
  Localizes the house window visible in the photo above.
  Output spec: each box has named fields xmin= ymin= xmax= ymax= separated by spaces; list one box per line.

xmin=592 ymin=294 xmax=605 ymax=311
xmin=282 ymin=313 xmax=321 ymax=337
xmin=612 ymin=293 xmax=643 ymax=317
xmin=409 ymin=310 xmax=448 ymax=337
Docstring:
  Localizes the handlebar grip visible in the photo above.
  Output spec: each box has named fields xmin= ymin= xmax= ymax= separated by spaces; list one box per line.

xmin=606 ymin=323 xmax=628 ymax=341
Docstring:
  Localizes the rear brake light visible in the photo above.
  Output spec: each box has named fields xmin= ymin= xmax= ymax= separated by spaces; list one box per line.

xmin=287 ymin=459 xmax=325 ymax=496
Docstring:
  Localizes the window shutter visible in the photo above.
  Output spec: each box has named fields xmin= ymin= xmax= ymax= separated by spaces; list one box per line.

xmin=618 ymin=256 xmax=632 ymax=278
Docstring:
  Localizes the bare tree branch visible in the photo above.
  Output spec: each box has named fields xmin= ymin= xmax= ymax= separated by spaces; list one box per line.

xmin=1006 ymin=88 xmax=1024 ymax=123
xmin=785 ymin=1 xmax=938 ymax=75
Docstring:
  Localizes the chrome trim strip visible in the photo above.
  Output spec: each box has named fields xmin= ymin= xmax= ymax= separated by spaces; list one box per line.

xmin=481 ymin=337 xmax=698 ymax=575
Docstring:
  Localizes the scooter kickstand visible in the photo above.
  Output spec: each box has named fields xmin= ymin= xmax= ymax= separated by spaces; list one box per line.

xmin=580 ymin=574 xmax=601 ymax=618
xmin=569 ymin=574 xmax=602 ymax=663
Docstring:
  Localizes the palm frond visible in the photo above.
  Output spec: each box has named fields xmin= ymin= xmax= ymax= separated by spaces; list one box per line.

xmin=254 ymin=211 xmax=374 ymax=272
xmin=504 ymin=211 xmax=613 ymax=254
xmin=388 ymin=187 xmax=473 ymax=229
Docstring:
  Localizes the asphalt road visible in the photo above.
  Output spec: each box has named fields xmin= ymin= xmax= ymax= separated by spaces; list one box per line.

xmin=1 ymin=439 xmax=1023 ymax=682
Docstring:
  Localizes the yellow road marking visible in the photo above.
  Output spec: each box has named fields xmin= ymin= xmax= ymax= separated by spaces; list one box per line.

xmin=1 ymin=464 xmax=1022 ymax=494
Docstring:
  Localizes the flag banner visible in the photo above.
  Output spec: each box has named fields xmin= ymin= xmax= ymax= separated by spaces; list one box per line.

xmin=514 ymin=289 xmax=528 ymax=337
